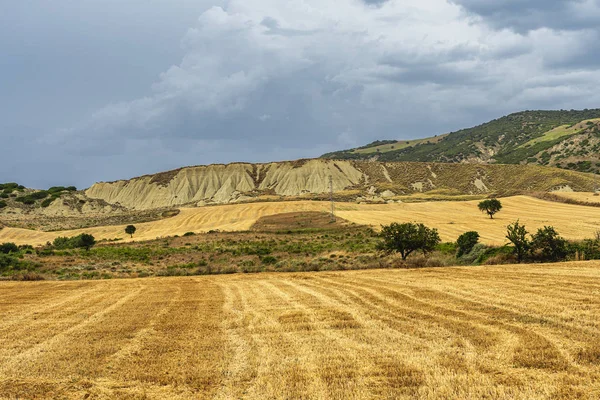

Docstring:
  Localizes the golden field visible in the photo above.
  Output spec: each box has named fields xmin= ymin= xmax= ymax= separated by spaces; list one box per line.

xmin=1 ymin=195 xmax=600 ymax=246
xmin=1 ymin=263 xmax=599 ymax=399
xmin=554 ymin=192 xmax=600 ymax=204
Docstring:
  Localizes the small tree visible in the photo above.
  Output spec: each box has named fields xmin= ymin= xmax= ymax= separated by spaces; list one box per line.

xmin=378 ymin=222 xmax=440 ymax=260
xmin=125 ymin=225 xmax=137 ymax=238
xmin=456 ymin=231 xmax=480 ymax=257
xmin=478 ymin=199 xmax=502 ymax=219
xmin=531 ymin=226 xmax=568 ymax=262
xmin=506 ymin=220 xmax=529 ymax=263
xmin=79 ymin=234 xmax=96 ymax=251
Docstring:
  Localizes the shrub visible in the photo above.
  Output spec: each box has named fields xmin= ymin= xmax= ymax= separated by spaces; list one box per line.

xmin=477 ymin=246 xmax=514 ymax=265
xmin=436 ymin=242 xmax=457 ymax=255
xmin=0 ymin=242 xmax=19 ymax=254
xmin=0 ymin=200 xmax=7 ymax=209
xmin=41 ymin=198 xmax=54 ymax=208
xmin=260 ymin=255 xmax=278 ymax=265
xmin=52 ymin=234 xmax=96 ymax=251
xmin=15 ymin=197 xmax=35 ymax=205
xmin=183 ymin=232 xmax=196 ymax=237
xmin=456 ymin=231 xmax=480 ymax=257
xmin=458 ymin=243 xmax=488 ymax=264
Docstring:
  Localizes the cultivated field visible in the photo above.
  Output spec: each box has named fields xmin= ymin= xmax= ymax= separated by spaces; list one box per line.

xmin=554 ymin=192 xmax=600 ymax=204
xmin=1 ymin=195 xmax=600 ymax=246
xmin=1 ymin=263 xmax=599 ymax=399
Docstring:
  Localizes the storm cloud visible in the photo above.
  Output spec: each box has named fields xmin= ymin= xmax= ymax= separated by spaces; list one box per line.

xmin=2 ymin=0 xmax=600 ymax=188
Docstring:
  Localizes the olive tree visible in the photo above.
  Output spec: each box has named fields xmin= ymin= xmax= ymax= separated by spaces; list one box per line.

xmin=378 ymin=222 xmax=441 ymax=260
xmin=478 ymin=199 xmax=502 ymax=219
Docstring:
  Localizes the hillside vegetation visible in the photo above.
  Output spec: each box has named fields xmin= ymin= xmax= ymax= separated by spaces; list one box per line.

xmin=322 ymin=109 xmax=600 ymax=173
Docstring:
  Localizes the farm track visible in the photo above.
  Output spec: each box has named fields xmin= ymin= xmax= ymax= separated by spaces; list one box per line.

xmin=2 ymin=195 xmax=600 ymax=246
xmin=1 ymin=263 xmax=600 ymax=399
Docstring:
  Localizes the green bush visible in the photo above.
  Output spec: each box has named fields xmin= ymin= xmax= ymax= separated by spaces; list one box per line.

xmin=0 ymin=242 xmax=19 ymax=254
xmin=456 ymin=231 xmax=480 ymax=257
xmin=260 ymin=255 xmax=278 ymax=265
xmin=531 ymin=226 xmax=568 ymax=262
xmin=436 ymin=242 xmax=457 ymax=255
xmin=183 ymin=232 xmax=196 ymax=237
xmin=41 ymin=198 xmax=54 ymax=208
xmin=52 ymin=234 xmax=96 ymax=251
xmin=0 ymin=200 xmax=7 ymax=209
xmin=15 ymin=197 xmax=35 ymax=205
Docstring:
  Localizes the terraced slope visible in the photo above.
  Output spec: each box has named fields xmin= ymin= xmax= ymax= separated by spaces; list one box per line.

xmin=2 ymin=196 xmax=600 ymax=246
xmin=2 ymin=264 xmax=600 ymax=399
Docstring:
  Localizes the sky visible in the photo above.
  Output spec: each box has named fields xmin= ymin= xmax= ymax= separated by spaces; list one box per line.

xmin=2 ymin=0 xmax=600 ymax=189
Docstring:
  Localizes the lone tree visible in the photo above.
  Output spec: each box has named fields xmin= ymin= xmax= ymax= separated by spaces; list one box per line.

xmin=378 ymin=222 xmax=441 ymax=260
xmin=478 ymin=198 xmax=502 ymax=219
xmin=456 ymin=231 xmax=480 ymax=257
xmin=506 ymin=220 xmax=529 ymax=263
xmin=125 ymin=225 xmax=137 ymax=238
xmin=79 ymin=234 xmax=96 ymax=251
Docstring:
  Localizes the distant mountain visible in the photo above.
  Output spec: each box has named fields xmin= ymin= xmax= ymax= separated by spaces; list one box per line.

xmin=321 ymin=109 xmax=600 ymax=174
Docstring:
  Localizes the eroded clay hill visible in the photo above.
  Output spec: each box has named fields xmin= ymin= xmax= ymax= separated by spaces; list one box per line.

xmin=85 ymin=159 xmax=596 ymax=210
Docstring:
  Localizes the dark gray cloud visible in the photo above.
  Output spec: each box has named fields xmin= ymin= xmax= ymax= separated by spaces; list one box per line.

xmin=2 ymin=0 xmax=600 ymax=189
xmin=451 ymin=0 xmax=600 ymax=32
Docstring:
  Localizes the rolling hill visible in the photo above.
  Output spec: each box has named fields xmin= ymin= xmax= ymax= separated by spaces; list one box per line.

xmin=321 ymin=109 xmax=600 ymax=174
xmin=83 ymin=160 xmax=597 ymax=210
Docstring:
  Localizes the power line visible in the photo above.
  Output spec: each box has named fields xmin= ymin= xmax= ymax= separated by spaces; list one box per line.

xmin=329 ymin=175 xmax=335 ymax=222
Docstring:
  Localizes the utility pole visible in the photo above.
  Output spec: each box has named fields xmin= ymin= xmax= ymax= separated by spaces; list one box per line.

xmin=329 ymin=175 xmax=336 ymax=222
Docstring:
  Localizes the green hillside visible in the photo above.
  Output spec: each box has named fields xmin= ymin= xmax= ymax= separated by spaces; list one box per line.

xmin=322 ymin=109 xmax=600 ymax=173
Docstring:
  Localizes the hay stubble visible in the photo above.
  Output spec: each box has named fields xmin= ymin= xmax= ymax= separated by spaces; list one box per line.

xmin=1 ymin=263 xmax=600 ymax=399
xmin=1 ymin=195 xmax=600 ymax=246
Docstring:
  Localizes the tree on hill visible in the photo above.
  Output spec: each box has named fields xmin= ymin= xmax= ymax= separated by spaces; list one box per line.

xmin=506 ymin=220 xmax=529 ymax=263
xmin=478 ymin=199 xmax=502 ymax=219
xmin=125 ymin=225 xmax=137 ymax=238
xmin=378 ymin=222 xmax=441 ymax=260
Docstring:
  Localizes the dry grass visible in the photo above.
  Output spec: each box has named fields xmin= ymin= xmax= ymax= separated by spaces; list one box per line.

xmin=2 ymin=195 xmax=600 ymax=246
xmin=552 ymin=191 xmax=600 ymax=204
xmin=1 ymin=262 xmax=600 ymax=399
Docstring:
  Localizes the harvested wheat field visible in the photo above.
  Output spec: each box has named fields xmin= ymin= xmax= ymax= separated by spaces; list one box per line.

xmin=553 ymin=192 xmax=600 ymax=204
xmin=1 ymin=263 xmax=600 ymax=399
xmin=2 ymin=196 xmax=600 ymax=246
